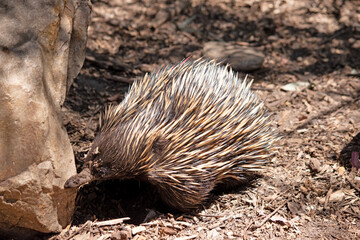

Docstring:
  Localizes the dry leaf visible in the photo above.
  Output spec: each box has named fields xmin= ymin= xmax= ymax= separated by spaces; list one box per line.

xmin=270 ymin=214 xmax=292 ymax=227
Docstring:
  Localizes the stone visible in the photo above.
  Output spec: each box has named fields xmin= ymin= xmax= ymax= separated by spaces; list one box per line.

xmin=0 ymin=0 xmax=91 ymax=237
xmin=203 ymin=41 xmax=265 ymax=72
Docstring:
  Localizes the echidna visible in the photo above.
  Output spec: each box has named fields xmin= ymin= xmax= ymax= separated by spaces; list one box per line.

xmin=65 ymin=59 xmax=277 ymax=211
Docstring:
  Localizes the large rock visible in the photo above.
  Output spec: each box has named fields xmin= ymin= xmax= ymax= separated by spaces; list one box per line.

xmin=203 ymin=41 xmax=265 ymax=72
xmin=0 ymin=0 xmax=91 ymax=237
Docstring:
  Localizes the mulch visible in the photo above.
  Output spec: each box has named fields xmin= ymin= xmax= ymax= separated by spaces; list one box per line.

xmin=53 ymin=0 xmax=360 ymax=239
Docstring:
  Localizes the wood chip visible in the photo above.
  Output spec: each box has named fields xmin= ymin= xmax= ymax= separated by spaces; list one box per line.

xmin=254 ymin=199 xmax=289 ymax=228
xmin=308 ymin=158 xmax=321 ymax=173
xmin=160 ymin=227 xmax=178 ymax=235
xmin=176 ymin=221 xmax=192 ymax=227
xmin=132 ymin=226 xmax=146 ymax=235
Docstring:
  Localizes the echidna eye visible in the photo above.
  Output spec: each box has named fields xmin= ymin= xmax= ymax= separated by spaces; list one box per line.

xmin=98 ymin=167 xmax=107 ymax=175
xmin=91 ymin=165 xmax=106 ymax=176
xmin=91 ymin=160 xmax=112 ymax=178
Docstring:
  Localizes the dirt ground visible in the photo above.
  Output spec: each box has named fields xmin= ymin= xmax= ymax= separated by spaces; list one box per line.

xmin=54 ymin=0 xmax=360 ymax=239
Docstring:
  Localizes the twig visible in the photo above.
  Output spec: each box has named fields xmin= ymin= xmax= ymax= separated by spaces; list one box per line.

xmin=103 ymin=74 xmax=133 ymax=84
xmin=65 ymin=220 xmax=92 ymax=240
xmin=254 ymin=199 xmax=289 ymax=229
xmin=174 ymin=234 xmax=198 ymax=240
xmin=93 ymin=217 xmax=130 ymax=227
xmin=286 ymin=97 xmax=358 ymax=137
xmin=343 ymin=209 xmax=360 ymax=219
xmin=141 ymin=220 xmax=161 ymax=226
xmin=324 ymin=188 xmax=333 ymax=209
xmin=176 ymin=221 xmax=193 ymax=227
xmin=320 ymin=28 xmax=348 ymax=44
xmin=267 ymin=91 xmax=301 ymax=108
xmin=208 ymin=215 xmax=232 ymax=229
xmin=242 ymin=219 xmax=255 ymax=240
xmin=197 ymin=213 xmax=225 ymax=218
xmin=347 ymin=73 xmax=360 ymax=77
xmin=85 ymin=55 xmax=130 ymax=72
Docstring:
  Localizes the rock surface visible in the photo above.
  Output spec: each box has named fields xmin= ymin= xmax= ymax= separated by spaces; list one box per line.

xmin=0 ymin=0 xmax=91 ymax=236
xmin=203 ymin=41 xmax=265 ymax=72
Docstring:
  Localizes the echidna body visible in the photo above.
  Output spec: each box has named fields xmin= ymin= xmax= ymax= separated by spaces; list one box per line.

xmin=65 ymin=59 xmax=276 ymax=211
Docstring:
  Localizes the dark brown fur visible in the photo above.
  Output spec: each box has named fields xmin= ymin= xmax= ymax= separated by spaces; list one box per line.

xmin=65 ymin=59 xmax=277 ymax=211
